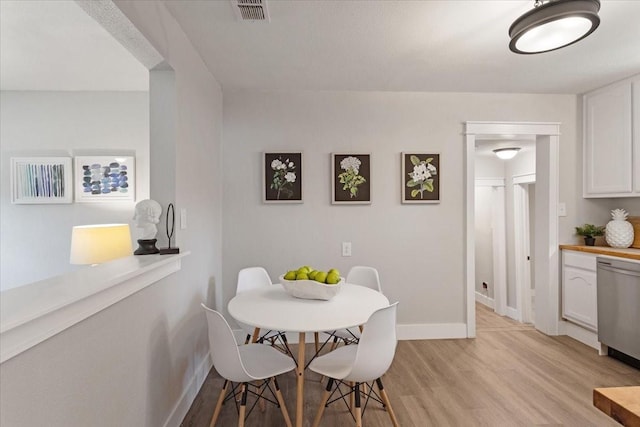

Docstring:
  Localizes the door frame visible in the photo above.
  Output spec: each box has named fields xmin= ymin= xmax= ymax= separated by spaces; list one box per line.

xmin=465 ymin=121 xmax=560 ymax=338
xmin=513 ymin=173 xmax=535 ymax=323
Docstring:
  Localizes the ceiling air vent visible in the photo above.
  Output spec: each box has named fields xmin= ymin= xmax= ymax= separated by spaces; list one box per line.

xmin=230 ymin=0 xmax=270 ymax=22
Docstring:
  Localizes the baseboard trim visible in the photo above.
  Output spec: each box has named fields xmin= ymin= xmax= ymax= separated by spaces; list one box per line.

xmin=475 ymin=291 xmax=495 ymax=309
xmin=559 ymin=320 xmax=600 ymax=351
xmin=163 ymin=351 xmax=213 ymax=427
xmin=506 ymin=306 xmax=519 ymax=321
xmin=396 ymin=323 xmax=467 ymax=340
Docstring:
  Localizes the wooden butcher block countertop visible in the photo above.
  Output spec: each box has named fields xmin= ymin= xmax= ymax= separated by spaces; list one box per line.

xmin=560 ymin=245 xmax=640 ymax=261
xmin=594 ymin=386 xmax=640 ymax=426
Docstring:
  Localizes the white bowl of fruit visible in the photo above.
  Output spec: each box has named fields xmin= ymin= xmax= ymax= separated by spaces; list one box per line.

xmin=280 ymin=266 xmax=343 ymax=301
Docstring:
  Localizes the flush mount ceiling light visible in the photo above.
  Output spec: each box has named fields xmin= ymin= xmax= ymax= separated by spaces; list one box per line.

xmin=509 ymin=0 xmax=601 ymax=54
xmin=493 ymin=148 xmax=521 ymax=160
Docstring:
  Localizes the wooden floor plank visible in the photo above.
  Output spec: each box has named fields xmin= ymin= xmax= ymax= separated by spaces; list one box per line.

xmin=182 ymin=304 xmax=640 ymax=426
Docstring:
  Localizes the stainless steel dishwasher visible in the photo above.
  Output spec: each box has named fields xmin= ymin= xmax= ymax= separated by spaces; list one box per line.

xmin=597 ymin=256 xmax=640 ymax=368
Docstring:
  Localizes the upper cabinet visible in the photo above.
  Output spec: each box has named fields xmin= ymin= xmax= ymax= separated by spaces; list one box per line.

xmin=583 ymin=75 xmax=640 ymax=198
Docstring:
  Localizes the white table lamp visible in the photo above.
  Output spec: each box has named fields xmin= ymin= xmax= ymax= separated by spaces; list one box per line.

xmin=70 ymin=224 xmax=133 ymax=265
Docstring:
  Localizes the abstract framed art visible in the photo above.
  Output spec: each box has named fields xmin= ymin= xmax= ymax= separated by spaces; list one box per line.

xmin=402 ymin=153 xmax=440 ymax=204
xmin=263 ymin=152 xmax=303 ymax=203
xmin=74 ymin=156 xmax=135 ymax=202
xmin=332 ymin=153 xmax=371 ymax=204
xmin=10 ymin=157 xmax=73 ymax=204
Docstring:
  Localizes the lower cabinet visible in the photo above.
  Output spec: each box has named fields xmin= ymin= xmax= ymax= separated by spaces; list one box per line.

xmin=562 ymin=250 xmax=598 ymax=331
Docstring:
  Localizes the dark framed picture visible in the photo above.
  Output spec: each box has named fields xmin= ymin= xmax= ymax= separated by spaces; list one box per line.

xmin=332 ymin=153 xmax=371 ymax=204
xmin=402 ymin=153 xmax=440 ymax=204
xmin=263 ymin=152 xmax=303 ymax=203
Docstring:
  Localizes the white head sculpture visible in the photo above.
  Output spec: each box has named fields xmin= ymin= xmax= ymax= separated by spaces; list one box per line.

xmin=133 ymin=199 xmax=162 ymax=240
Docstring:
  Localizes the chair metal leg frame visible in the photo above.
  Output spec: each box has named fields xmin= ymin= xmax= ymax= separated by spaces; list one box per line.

xmin=254 ymin=330 xmax=295 ymax=359
xmin=312 ymin=377 xmax=397 ymax=427
xmin=304 ymin=334 xmax=341 ymax=371
xmin=209 ymin=378 xmax=292 ymax=427
xmin=324 ymin=328 xmax=360 ymax=346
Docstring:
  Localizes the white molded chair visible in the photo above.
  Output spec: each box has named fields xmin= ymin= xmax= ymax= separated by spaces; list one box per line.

xmin=309 ymin=302 xmax=400 ymax=427
xmin=236 ymin=267 xmax=287 ymax=346
xmin=202 ymin=303 xmax=295 ymax=427
xmin=325 ymin=266 xmax=383 ymax=345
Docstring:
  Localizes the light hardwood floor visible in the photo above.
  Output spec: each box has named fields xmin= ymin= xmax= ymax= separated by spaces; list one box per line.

xmin=182 ymin=304 xmax=640 ymax=426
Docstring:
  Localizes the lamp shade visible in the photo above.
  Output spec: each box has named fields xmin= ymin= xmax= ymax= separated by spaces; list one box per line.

xmin=70 ymin=224 xmax=132 ymax=265
xmin=493 ymin=148 xmax=521 ymax=160
xmin=509 ymin=0 xmax=601 ymax=54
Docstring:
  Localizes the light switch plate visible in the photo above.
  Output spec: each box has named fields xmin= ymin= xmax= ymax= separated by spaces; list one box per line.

xmin=180 ymin=208 xmax=187 ymax=229
xmin=558 ymin=202 xmax=567 ymax=217
xmin=342 ymin=242 xmax=352 ymax=257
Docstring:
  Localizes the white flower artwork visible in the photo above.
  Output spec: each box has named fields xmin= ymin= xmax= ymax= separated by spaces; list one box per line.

xmin=263 ymin=152 xmax=303 ymax=203
xmin=402 ymin=153 xmax=440 ymax=204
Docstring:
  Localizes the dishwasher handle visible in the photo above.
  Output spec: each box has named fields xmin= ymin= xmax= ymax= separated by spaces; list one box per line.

xmin=598 ymin=261 xmax=640 ymax=278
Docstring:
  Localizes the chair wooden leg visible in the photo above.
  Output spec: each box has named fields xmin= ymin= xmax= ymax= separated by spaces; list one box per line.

xmin=314 ymin=332 xmax=320 ymax=354
xmin=354 ymin=382 xmax=362 ymax=427
xmin=312 ymin=378 xmax=334 ymax=427
xmin=209 ymin=380 xmax=229 ymax=427
xmin=251 ymin=327 xmax=261 ymax=343
xmin=376 ymin=378 xmax=399 ymax=427
xmin=273 ymin=378 xmax=293 ymax=427
xmin=238 ymin=383 xmax=248 ymax=427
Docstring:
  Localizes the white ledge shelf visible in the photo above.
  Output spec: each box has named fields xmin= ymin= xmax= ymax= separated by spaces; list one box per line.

xmin=0 ymin=252 xmax=189 ymax=364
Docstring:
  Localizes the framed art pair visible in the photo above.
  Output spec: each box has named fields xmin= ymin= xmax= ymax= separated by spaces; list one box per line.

xmin=10 ymin=156 xmax=135 ymax=204
xmin=262 ymin=151 xmax=440 ymax=204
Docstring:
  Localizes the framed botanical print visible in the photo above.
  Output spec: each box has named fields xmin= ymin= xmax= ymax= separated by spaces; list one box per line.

xmin=402 ymin=153 xmax=440 ymax=204
xmin=263 ymin=152 xmax=303 ymax=203
xmin=332 ymin=153 xmax=371 ymax=204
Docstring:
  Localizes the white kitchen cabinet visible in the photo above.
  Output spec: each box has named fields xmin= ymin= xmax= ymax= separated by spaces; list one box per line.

xmin=583 ymin=74 xmax=640 ymax=198
xmin=562 ymin=250 xmax=598 ymax=331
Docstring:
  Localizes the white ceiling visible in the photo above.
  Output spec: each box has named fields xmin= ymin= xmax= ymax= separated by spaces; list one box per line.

xmin=1 ymin=1 xmax=638 ymax=94
xmin=0 ymin=0 xmax=148 ymax=91
xmin=164 ymin=0 xmax=640 ymax=94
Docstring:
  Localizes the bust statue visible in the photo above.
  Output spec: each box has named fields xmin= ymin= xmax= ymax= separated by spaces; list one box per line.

xmin=133 ymin=199 xmax=162 ymax=255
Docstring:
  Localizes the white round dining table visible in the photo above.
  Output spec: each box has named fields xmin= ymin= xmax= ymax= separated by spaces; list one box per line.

xmin=227 ymin=283 xmax=389 ymax=427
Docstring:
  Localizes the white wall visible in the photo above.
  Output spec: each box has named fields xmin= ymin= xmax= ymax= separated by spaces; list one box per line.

xmin=222 ymin=90 xmax=578 ymax=328
xmin=475 ymin=185 xmax=494 ymax=298
xmin=0 ymin=1 xmax=223 ymax=426
xmin=474 ymin=155 xmax=505 ymax=300
xmin=0 ymin=91 xmax=149 ymax=290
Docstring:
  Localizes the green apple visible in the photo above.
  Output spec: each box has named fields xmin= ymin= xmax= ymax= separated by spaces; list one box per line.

xmin=297 ymin=266 xmax=310 ymax=275
xmin=326 ymin=272 xmax=340 ymax=285
xmin=308 ymin=270 xmax=318 ymax=280
xmin=328 ymin=268 xmax=340 ymax=276
xmin=296 ymin=272 xmax=309 ymax=280
xmin=314 ymin=271 xmax=328 ymax=283
xmin=284 ymin=270 xmax=297 ymax=280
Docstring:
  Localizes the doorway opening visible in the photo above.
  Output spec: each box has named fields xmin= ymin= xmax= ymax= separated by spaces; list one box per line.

xmin=473 ymin=139 xmax=536 ymax=326
xmin=465 ymin=121 xmax=561 ymax=338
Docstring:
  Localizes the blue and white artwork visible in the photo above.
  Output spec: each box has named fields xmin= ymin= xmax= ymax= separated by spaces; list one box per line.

xmin=74 ymin=156 xmax=135 ymax=202
xmin=11 ymin=157 xmax=73 ymax=204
